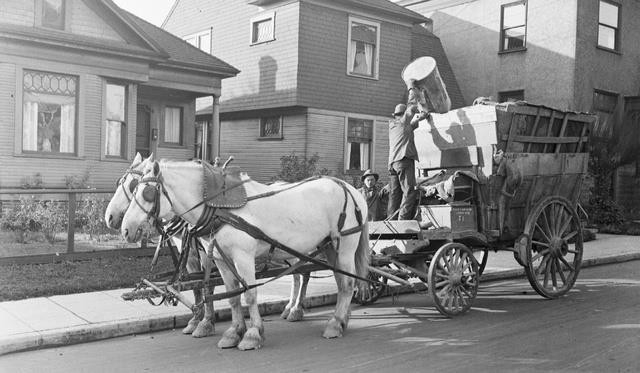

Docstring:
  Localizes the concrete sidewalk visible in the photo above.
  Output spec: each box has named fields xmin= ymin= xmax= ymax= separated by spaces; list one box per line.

xmin=1 ymin=233 xmax=639 ymax=355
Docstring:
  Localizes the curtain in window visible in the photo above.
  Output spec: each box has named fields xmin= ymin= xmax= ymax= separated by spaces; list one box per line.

xmin=60 ymin=104 xmax=74 ymax=153
xmin=359 ymin=142 xmax=370 ymax=170
xmin=105 ymin=120 xmax=121 ymax=156
xmin=165 ymin=107 xmax=181 ymax=143
xmin=363 ymin=43 xmax=373 ymax=75
xmin=349 ymin=40 xmax=357 ymax=73
xmin=22 ymin=101 xmax=38 ymax=151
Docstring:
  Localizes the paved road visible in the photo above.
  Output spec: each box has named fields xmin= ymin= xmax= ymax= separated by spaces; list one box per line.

xmin=2 ymin=261 xmax=639 ymax=373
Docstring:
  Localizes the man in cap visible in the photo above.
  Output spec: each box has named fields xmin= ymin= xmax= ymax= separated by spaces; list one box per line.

xmin=387 ymin=101 xmax=429 ymax=220
xmin=357 ymin=169 xmax=388 ymax=221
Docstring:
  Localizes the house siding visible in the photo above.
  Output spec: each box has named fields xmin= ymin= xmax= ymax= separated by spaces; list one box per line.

xmin=219 ymin=113 xmax=307 ymax=182
xmin=297 ymin=2 xmax=412 ymax=117
xmin=163 ymin=0 xmax=301 ymax=111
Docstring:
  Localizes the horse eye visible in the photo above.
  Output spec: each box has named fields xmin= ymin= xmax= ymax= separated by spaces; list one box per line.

xmin=128 ymin=179 xmax=139 ymax=193
xmin=142 ymin=185 xmax=156 ymax=202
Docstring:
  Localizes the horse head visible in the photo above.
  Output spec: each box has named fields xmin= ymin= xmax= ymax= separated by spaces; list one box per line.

xmin=121 ymin=159 xmax=174 ymax=243
xmin=104 ymin=152 xmax=155 ymax=229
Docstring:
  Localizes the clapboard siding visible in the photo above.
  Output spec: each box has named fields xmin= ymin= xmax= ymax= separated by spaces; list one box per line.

xmin=0 ymin=63 xmax=16 ymax=158
xmin=163 ymin=0 xmax=300 ymax=111
xmin=219 ymin=114 xmax=307 ymax=182
xmin=298 ymin=2 xmax=412 ymax=117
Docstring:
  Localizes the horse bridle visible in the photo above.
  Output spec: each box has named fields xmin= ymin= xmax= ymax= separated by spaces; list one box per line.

xmin=131 ymin=173 xmax=174 ymax=229
xmin=116 ymin=167 xmax=145 ymax=203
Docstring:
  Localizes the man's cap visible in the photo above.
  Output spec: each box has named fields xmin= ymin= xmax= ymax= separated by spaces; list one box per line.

xmin=361 ymin=169 xmax=379 ymax=182
xmin=393 ymin=104 xmax=406 ymax=116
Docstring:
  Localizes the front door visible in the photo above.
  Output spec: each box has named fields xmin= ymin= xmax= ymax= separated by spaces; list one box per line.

xmin=136 ymin=104 xmax=151 ymax=157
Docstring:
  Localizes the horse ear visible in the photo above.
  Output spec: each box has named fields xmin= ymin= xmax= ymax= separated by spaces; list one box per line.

xmin=153 ymin=161 xmax=160 ymax=176
xmin=146 ymin=153 xmax=155 ymax=162
xmin=133 ymin=152 xmax=142 ymax=163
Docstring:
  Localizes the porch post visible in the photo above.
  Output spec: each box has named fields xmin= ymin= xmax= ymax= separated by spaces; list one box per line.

xmin=211 ymin=95 xmax=221 ymax=158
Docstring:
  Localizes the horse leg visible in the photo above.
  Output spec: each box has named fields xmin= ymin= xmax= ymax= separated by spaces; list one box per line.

xmin=281 ymin=273 xmax=300 ymax=320
xmin=236 ymin=255 xmax=264 ymax=350
xmin=215 ymin=258 xmax=246 ymax=349
xmin=286 ymin=273 xmax=309 ymax=322
xmin=191 ymin=251 xmax=215 ymax=338
xmin=183 ymin=252 xmax=205 ymax=335
xmin=323 ymin=238 xmax=358 ymax=339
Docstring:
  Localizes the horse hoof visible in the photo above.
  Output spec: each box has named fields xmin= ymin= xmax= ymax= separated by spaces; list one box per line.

xmin=217 ymin=328 xmax=243 ymax=349
xmin=237 ymin=327 xmax=264 ymax=350
xmin=182 ymin=319 xmax=199 ymax=335
xmin=286 ymin=307 xmax=304 ymax=322
xmin=192 ymin=320 xmax=215 ymax=338
xmin=280 ymin=306 xmax=291 ymax=319
xmin=322 ymin=318 xmax=344 ymax=339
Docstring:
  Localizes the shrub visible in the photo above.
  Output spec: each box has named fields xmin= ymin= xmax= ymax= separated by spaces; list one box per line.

xmin=33 ymin=200 xmax=67 ymax=244
xmin=77 ymin=194 xmax=112 ymax=241
xmin=20 ymin=173 xmax=43 ymax=189
xmin=273 ymin=152 xmax=331 ymax=182
xmin=65 ymin=171 xmax=90 ymax=189
xmin=0 ymin=197 xmax=40 ymax=243
xmin=585 ymin=195 xmax=624 ymax=226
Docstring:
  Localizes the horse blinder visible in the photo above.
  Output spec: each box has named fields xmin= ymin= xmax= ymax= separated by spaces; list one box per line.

xmin=142 ymin=184 xmax=158 ymax=203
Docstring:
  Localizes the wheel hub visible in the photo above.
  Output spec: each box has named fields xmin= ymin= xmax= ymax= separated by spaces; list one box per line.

xmin=549 ymin=237 xmax=567 ymax=258
xmin=450 ymin=269 xmax=462 ymax=286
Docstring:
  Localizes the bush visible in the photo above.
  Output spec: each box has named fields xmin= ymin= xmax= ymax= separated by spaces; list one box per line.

xmin=77 ymin=194 xmax=112 ymax=241
xmin=273 ymin=152 xmax=331 ymax=182
xmin=33 ymin=200 xmax=67 ymax=243
xmin=585 ymin=196 xmax=624 ymax=226
xmin=0 ymin=197 xmax=66 ymax=243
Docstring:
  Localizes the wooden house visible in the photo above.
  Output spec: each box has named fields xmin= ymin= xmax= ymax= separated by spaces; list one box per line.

xmin=0 ymin=0 xmax=238 ymax=189
xmin=163 ymin=0 xmax=464 ymax=183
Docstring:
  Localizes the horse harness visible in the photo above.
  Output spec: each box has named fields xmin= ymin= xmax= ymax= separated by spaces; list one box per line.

xmin=133 ymin=169 xmax=372 ymax=304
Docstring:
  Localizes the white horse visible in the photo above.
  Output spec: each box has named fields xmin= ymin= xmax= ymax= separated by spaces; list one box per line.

xmin=120 ymin=160 xmax=370 ymax=350
xmin=104 ymin=153 xmax=215 ymax=338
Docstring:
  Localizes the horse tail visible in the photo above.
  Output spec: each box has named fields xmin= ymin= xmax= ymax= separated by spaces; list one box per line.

xmin=355 ymin=220 xmax=370 ymax=279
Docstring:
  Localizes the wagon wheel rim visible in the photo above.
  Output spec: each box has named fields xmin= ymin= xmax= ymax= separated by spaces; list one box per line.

xmin=524 ymin=196 xmax=583 ymax=298
xmin=428 ymin=243 xmax=479 ymax=317
xmin=352 ymin=270 xmax=387 ymax=305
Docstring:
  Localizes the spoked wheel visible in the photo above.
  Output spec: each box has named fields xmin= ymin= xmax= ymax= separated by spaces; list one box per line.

xmin=352 ymin=269 xmax=387 ymax=305
xmin=427 ymin=243 xmax=479 ymax=317
xmin=523 ymin=196 xmax=583 ymax=298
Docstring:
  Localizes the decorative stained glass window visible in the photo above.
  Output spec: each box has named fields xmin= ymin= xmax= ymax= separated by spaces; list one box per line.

xmin=259 ymin=116 xmax=282 ymax=138
xmin=22 ymin=70 xmax=77 ymax=154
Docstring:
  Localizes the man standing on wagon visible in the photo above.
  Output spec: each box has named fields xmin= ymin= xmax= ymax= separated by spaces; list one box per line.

xmin=387 ymin=85 xmax=430 ymax=220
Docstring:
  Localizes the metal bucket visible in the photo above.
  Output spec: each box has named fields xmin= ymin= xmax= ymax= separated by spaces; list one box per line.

xmin=402 ymin=56 xmax=451 ymax=114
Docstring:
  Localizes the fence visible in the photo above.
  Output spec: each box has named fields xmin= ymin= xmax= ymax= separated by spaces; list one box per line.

xmin=0 ymin=188 xmax=149 ymax=263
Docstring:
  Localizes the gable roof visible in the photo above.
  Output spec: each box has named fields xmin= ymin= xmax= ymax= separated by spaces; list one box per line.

xmin=247 ymin=0 xmax=428 ymax=23
xmin=102 ymin=0 xmax=239 ymax=77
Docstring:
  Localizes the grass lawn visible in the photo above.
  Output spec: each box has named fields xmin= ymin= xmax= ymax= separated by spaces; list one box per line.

xmin=0 ymin=255 xmax=174 ymax=301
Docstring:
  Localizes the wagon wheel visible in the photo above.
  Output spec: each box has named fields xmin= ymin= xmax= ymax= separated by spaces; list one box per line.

xmin=427 ymin=243 xmax=479 ymax=317
xmin=352 ymin=269 xmax=387 ymax=305
xmin=523 ymin=196 xmax=583 ymax=299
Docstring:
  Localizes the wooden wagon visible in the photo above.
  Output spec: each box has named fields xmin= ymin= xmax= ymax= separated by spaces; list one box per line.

xmin=353 ymin=101 xmax=597 ymax=316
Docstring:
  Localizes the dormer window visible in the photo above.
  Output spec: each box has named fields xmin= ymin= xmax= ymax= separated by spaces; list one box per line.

xmin=41 ymin=0 xmax=66 ymax=30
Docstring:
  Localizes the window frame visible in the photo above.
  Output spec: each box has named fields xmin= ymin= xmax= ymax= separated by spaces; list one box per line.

xmin=184 ymin=28 xmax=213 ymax=54
xmin=103 ymin=82 xmax=128 ymax=159
xmin=36 ymin=0 xmax=69 ymax=31
xmin=161 ymin=106 xmax=184 ymax=146
xmin=250 ymin=11 xmax=276 ymax=45
xmin=346 ymin=16 xmax=381 ymax=80
xmin=21 ymin=69 xmax=79 ymax=156
xmin=592 ymin=89 xmax=619 ymax=138
xmin=499 ymin=1 xmax=527 ymax=53
xmin=597 ymin=0 xmax=621 ymax=52
xmin=344 ymin=115 xmax=375 ymax=173
xmin=258 ymin=115 xmax=283 ymax=140
xmin=498 ymin=89 xmax=525 ymax=103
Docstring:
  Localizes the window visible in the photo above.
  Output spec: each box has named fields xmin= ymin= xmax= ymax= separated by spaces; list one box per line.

xmin=347 ymin=17 xmax=380 ymax=78
xmin=498 ymin=90 xmax=525 ymax=102
xmin=592 ymin=90 xmax=618 ymax=138
xmin=345 ymin=117 xmax=373 ymax=171
xmin=163 ymin=107 xmax=183 ymax=145
xmin=250 ymin=12 xmax=275 ymax=44
xmin=22 ymin=70 xmax=77 ymax=154
xmin=105 ymin=83 xmax=127 ymax=158
xmin=184 ymin=29 xmax=212 ymax=54
xmin=41 ymin=0 xmax=65 ymax=30
xmin=500 ymin=1 xmax=527 ymax=52
xmin=259 ymin=116 xmax=282 ymax=139
xmin=598 ymin=0 xmax=620 ymax=51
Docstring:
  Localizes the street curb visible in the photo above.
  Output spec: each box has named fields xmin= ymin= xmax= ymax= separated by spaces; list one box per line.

xmin=1 ymin=252 xmax=639 ymax=355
